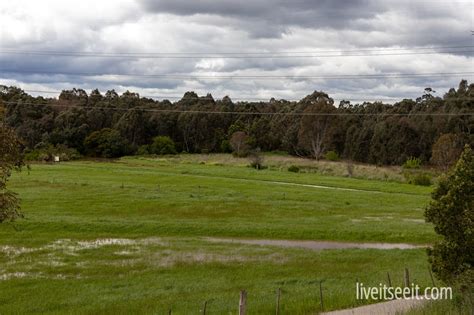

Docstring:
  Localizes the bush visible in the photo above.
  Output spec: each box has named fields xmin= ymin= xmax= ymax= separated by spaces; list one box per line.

xmin=84 ymin=128 xmax=130 ymax=158
xmin=248 ymin=148 xmax=267 ymax=170
xmin=346 ymin=161 xmax=354 ymax=177
xmin=25 ymin=144 xmax=81 ymax=162
xmin=403 ymin=157 xmax=422 ymax=169
xmin=136 ymin=145 xmax=150 ymax=155
xmin=230 ymin=131 xmax=250 ymax=157
xmin=324 ymin=151 xmax=340 ymax=161
xmin=220 ymin=139 xmax=232 ymax=153
xmin=288 ymin=165 xmax=300 ymax=173
xmin=408 ymin=173 xmax=432 ymax=186
xmin=149 ymin=136 xmax=177 ymax=155
xmin=425 ymin=145 xmax=473 ymax=294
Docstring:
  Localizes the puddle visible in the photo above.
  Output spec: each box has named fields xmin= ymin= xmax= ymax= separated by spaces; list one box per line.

xmin=205 ymin=237 xmax=424 ymax=250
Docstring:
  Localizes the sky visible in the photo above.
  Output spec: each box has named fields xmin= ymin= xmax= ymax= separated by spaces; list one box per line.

xmin=0 ymin=0 xmax=473 ymax=103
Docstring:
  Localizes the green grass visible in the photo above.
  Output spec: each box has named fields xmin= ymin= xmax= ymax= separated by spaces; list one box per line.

xmin=0 ymin=156 xmax=439 ymax=314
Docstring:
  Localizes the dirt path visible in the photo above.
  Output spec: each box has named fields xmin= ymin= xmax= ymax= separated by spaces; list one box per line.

xmin=205 ymin=237 xmax=423 ymax=250
xmin=321 ymin=298 xmax=426 ymax=315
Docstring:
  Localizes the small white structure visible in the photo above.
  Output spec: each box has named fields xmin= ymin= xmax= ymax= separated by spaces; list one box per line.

xmin=54 ymin=156 xmax=60 ymax=163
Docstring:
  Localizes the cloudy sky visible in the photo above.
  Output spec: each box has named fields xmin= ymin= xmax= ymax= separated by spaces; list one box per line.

xmin=0 ymin=0 xmax=473 ymax=103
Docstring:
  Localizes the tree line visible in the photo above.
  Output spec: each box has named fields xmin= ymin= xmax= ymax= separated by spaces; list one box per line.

xmin=0 ymin=80 xmax=472 ymax=167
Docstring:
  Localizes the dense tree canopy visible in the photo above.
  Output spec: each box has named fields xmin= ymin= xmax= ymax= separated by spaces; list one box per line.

xmin=0 ymin=80 xmax=472 ymax=166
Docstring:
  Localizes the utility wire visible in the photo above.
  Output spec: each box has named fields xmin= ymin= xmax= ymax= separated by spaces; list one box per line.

xmin=2 ymin=101 xmax=473 ymax=116
xmin=16 ymin=89 xmax=474 ymax=102
xmin=1 ymin=49 xmax=472 ymax=59
xmin=1 ymin=45 xmax=473 ymax=59
xmin=17 ymin=89 xmax=414 ymax=101
xmin=1 ymin=69 xmax=472 ymax=80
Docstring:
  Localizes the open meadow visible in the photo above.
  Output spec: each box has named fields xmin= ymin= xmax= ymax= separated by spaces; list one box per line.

xmin=0 ymin=155 xmax=439 ymax=314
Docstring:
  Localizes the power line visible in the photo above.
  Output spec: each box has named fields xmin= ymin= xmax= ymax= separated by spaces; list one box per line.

xmin=2 ymin=101 xmax=473 ymax=116
xmin=1 ymin=48 xmax=472 ymax=59
xmin=17 ymin=89 xmax=474 ymax=102
xmin=18 ymin=89 xmax=413 ymax=102
xmin=1 ymin=45 xmax=472 ymax=59
xmin=1 ymin=69 xmax=472 ymax=80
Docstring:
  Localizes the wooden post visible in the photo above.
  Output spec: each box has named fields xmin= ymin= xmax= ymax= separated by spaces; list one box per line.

xmin=203 ymin=300 xmax=207 ymax=315
xmin=387 ymin=272 xmax=392 ymax=287
xmin=428 ymin=268 xmax=436 ymax=287
xmin=239 ymin=290 xmax=247 ymax=315
xmin=319 ymin=281 xmax=324 ymax=312
xmin=276 ymin=288 xmax=281 ymax=315
xmin=168 ymin=309 xmax=172 ymax=315
xmin=404 ymin=268 xmax=410 ymax=288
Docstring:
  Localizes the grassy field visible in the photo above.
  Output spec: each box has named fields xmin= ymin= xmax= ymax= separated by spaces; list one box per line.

xmin=0 ymin=155 xmax=441 ymax=314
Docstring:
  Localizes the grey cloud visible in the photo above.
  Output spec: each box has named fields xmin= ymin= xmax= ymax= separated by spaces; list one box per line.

xmin=1 ymin=0 xmax=472 ymax=102
xmin=140 ymin=0 xmax=385 ymax=37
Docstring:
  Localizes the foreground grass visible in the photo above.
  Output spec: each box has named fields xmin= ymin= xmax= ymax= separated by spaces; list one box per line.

xmin=0 ymin=156 xmax=439 ymax=314
xmin=404 ymin=298 xmax=472 ymax=315
xmin=0 ymin=238 xmax=434 ymax=314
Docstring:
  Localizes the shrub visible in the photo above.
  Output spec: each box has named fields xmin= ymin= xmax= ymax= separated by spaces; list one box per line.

xmin=408 ymin=173 xmax=432 ymax=186
xmin=220 ymin=139 xmax=232 ymax=153
xmin=431 ymin=133 xmax=463 ymax=170
xmin=25 ymin=144 xmax=81 ymax=162
xmin=324 ymin=151 xmax=340 ymax=161
xmin=24 ymin=150 xmax=41 ymax=161
xmin=136 ymin=145 xmax=150 ymax=155
xmin=230 ymin=131 xmax=250 ymax=157
xmin=288 ymin=165 xmax=300 ymax=173
xmin=248 ymin=148 xmax=266 ymax=170
xmin=425 ymin=145 xmax=473 ymax=294
xmin=403 ymin=157 xmax=422 ymax=169
xmin=346 ymin=161 xmax=354 ymax=177
xmin=149 ymin=136 xmax=177 ymax=155
xmin=84 ymin=128 xmax=130 ymax=158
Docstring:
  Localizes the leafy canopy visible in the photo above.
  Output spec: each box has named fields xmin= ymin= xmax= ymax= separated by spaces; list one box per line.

xmin=425 ymin=145 xmax=473 ymax=285
xmin=0 ymin=105 xmax=25 ymax=222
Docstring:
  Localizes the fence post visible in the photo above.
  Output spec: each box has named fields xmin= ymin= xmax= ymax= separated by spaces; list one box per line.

xmin=319 ymin=281 xmax=324 ymax=312
xmin=404 ymin=268 xmax=410 ymax=288
xmin=276 ymin=288 xmax=281 ymax=315
xmin=387 ymin=272 xmax=392 ymax=287
xmin=203 ymin=300 xmax=207 ymax=315
xmin=239 ymin=290 xmax=247 ymax=315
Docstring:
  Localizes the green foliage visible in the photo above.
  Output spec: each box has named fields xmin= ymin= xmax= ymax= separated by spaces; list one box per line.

xmin=230 ymin=131 xmax=250 ymax=157
xmin=149 ymin=136 xmax=177 ymax=155
xmin=408 ymin=173 xmax=432 ymax=186
xmin=1 ymin=81 xmax=473 ymax=163
xmin=403 ymin=169 xmax=432 ymax=186
xmin=220 ymin=139 xmax=232 ymax=153
xmin=24 ymin=144 xmax=81 ymax=162
xmin=431 ymin=133 xmax=463 ymax=170
xmin=425 ymin=145 xmax=473 ymax=286
xmin=248 ymin=148 xmax=267 ymax=170
xmin=403 ymin=157 xmax=422 ymax=169
xmin=83 ymin=128 xmax=130 ymax=158
xmin=288 ymin=165 xmax=300 ymax=173
xmin=136 ymin=145 xmax=150 ymax=155
xmin=324 ymin=150 xmax=340 ymax=161
xmin=0 ymin=107 xmax=24 ymax=222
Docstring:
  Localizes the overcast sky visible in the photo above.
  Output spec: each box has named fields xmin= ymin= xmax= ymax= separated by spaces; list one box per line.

xmin=0 ymin=0 xmax=473 ymax=103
